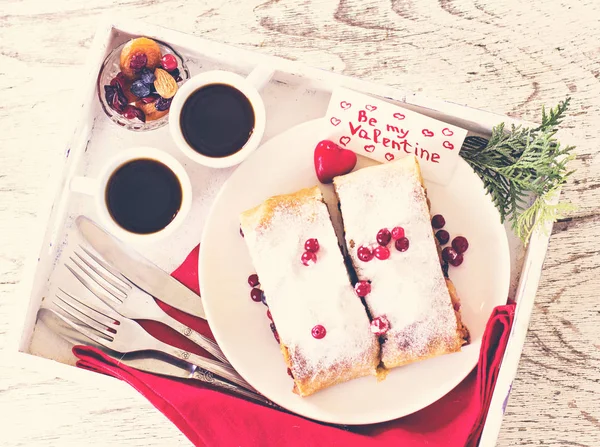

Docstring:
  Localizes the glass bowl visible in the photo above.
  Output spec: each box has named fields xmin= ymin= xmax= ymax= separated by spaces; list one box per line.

xmin=96 ymin=38 xmax=191 ymax=132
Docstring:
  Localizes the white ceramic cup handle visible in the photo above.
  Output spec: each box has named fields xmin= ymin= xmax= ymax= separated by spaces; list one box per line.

xmin=70 ymin=176 xmax=98 ymax=196
xmin=246 ymin=65 xmax=275 ymax=91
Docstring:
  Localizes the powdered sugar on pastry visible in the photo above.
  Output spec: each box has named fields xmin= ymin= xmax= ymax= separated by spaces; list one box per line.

xmin=334 ymin=156 xmax=466 ymax=369
xmin=240 ymin=186 xmax=379 ymax=396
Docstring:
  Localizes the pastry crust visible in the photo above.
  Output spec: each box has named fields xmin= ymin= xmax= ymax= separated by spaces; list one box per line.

xmin=333 ymin=156 xmax=469 ymax=370
xmin=240 ymin=186 xmax=380 ymax=396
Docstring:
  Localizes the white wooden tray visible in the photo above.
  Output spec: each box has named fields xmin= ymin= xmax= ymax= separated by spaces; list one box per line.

xmin=11 ymin=18 xmax=554 ymax=447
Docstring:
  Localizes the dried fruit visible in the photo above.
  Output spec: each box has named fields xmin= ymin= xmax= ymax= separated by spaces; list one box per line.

xmin=122 ymin=105 xmax=146 ymax=122
xmin=130 ymin=80 xmax=151 ymax=98
xmin=109 ymin=72 xmax=126 ymax=89
xmin=135 ymin=100 xmax=169 ymax=121
xmin=104 ymin=84 xmax=126 ymax=113
xmin=141 ymin=94 xmax=159 ymax=104
xmin=129 ymin=52 xmax=147 ymax=70
xmin=120 ymin=37 xmax=162 ymax=79
xmin=153 ymin=68 xmax=178 ymax=99
xmin=160 ymin=53 xmax=178 ymax=71
xmin=139 ymin=68 xmax=156 ymax=85
xmin=169 ymin=67 xmax=181 ymax=80
xmin=155 ymin=97 xmax=172 ymax=111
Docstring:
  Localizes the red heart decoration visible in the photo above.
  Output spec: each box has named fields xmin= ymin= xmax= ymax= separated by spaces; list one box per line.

xmin=443 ymin=140 xmax=454 ymax=150
xmin=385 ymin=152 xmax=395 ymax=161
xmin=365 ymin=105 xmax=377 ymax=112
xmin=330 ymin=117 xmax=341 ymax=126
xmin=393 ymin=112 xmax=405 ymax=120
xmin=442 ymin=127 xmax=454 ymax=137
xmin=422 ymin=129 xmax=434 ymax=137
xmin=314 ymin=140 xmax=357 ymax=184
xmin=340 ymin=101 xmax=352 ymax=110
xmin=364 ymin=144 xmax=376 ymax=153
xmin=339 ymin=136 xmax=351 ymax=146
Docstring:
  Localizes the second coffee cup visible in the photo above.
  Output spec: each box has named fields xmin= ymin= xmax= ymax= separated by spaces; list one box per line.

xmin=169 ymin=67 xmax=273 ymax=168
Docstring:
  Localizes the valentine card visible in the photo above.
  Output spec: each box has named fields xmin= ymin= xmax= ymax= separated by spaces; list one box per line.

xmin=323 ymin=87 xmax=468 ymax=184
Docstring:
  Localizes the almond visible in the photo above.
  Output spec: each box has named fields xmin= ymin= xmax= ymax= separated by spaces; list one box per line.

xmin=153 ymin=68 xmax=178 ymax=99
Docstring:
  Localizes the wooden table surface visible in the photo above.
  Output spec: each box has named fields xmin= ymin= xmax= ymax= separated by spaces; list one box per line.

xmin=1 ymin=0 xmax=599 ymax=445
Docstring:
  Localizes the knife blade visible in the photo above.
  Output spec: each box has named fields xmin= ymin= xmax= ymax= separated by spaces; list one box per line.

xmin=75 ymin=215 xmax=206 ymax=319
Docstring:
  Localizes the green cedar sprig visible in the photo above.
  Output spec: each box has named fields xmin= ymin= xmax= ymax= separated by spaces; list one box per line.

xmin=461 ymin=98 xmax=576 ymax=243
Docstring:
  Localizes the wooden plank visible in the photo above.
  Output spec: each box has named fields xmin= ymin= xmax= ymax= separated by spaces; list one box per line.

xmin=1 ymin=0 xmax=599 ymax=446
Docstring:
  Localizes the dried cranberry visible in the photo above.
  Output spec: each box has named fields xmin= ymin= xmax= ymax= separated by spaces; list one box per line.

xmin=248 ymin=274 xmax=259 ymax=287
xmin=109 ymin=72 xmax=126 ymax=89
xmin=250 ymin=287 xmax=263 ymax=302
xmin=442 ymin=247 xmax=459 ymax=263
xmin=304 ymin=238 xmax=319 ymax=253
xmin=267 ymin=309 xmax=273 ymax=321
xmin=122 ymin=105 xmax=145 ymax=122
xmin=357 ymin=246 xmax=373 ymax=262
xmin=105 ymin=84 xmax=126 ymax=113
xmin=452 ymin=236 xmax=469 ymax=254
xmin=301 ymin=251 xmax=316 ymax=266
xmin=435 ymin=230 xmax=450 ymax=245
xmin=376 ymin=228 xmax=391 ymax=246
xmin=287 ymin=368 xmax=293 ymax=377
xmin=155 ymin=97 xmax=172 ymax=111
xmin=129 ymin=52 xmax=147 ymax=69
xmin=239 ymin=227 xmax=244 ymax=237
xmin=449 ymin=253 xmax=464 ymax=267
xmin=374 ymin=246 xmax=390 ymax=260
xmin=431 ymin=214 xmax=446 ymax=229
xmin=391 ymin=226 xmax=405 ymax=239
xmin=354 ymin=280 xmax=371 ymax=297
xmin=394 ymin=237 xmax=410 ymax=252
xmin=311 ymin=325 xmax=326 ymax=339
xmin=160 ymin=54 xmax=178 ymax=71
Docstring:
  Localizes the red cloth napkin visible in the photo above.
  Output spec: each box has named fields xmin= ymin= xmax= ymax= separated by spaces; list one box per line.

xmin=74 ymin=245 xmax=515 ymax=447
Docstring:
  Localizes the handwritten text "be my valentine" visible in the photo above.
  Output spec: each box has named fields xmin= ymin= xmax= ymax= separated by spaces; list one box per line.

xmin=349 ymin=110 xmax=441 ymax=163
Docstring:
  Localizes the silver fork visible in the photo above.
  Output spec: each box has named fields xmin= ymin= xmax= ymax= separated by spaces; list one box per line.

xmin=65 ymin=245 xmax=228 ymax=364
xmin=52 ymin=288 xmax=255 ymax=392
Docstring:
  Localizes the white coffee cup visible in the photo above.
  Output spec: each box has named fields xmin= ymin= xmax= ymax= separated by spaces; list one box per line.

xmin=69 ymin=147 xmax=192 ymax=243
xmin=169 ymin=66 xmax=274 ymax=168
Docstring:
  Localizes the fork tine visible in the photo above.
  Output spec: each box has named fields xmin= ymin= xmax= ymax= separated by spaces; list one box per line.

xmin=49 ymin=307 xmax=114 ymax=347
xmin=77 ymin=246 xmax=131 ymax=293
xmin=70 ymin=254 xmax=126 ymax=300
xmin=54 ymin=295 xmax=115 ymax=340
xmin=58 ymin=287 xmax=123 ymax=324
xmin=66 ymin=262 xmax=123 ymax=306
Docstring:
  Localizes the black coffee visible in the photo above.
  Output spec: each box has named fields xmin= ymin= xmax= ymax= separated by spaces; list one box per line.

xmin=180 ymin=84 xmax=255 ymax=158
xmin=106 ymin=159 xmax=182 ymax=234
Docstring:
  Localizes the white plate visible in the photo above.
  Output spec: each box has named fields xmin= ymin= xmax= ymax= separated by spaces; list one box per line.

xmin=199 ymin=119 xmax=510 ymax=425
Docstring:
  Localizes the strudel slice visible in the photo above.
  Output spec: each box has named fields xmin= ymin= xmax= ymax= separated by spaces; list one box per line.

xmin=333 ymin=156 xmax=469 ymax=370
xmin=240 ymin=186 xmax=380 ymax=396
